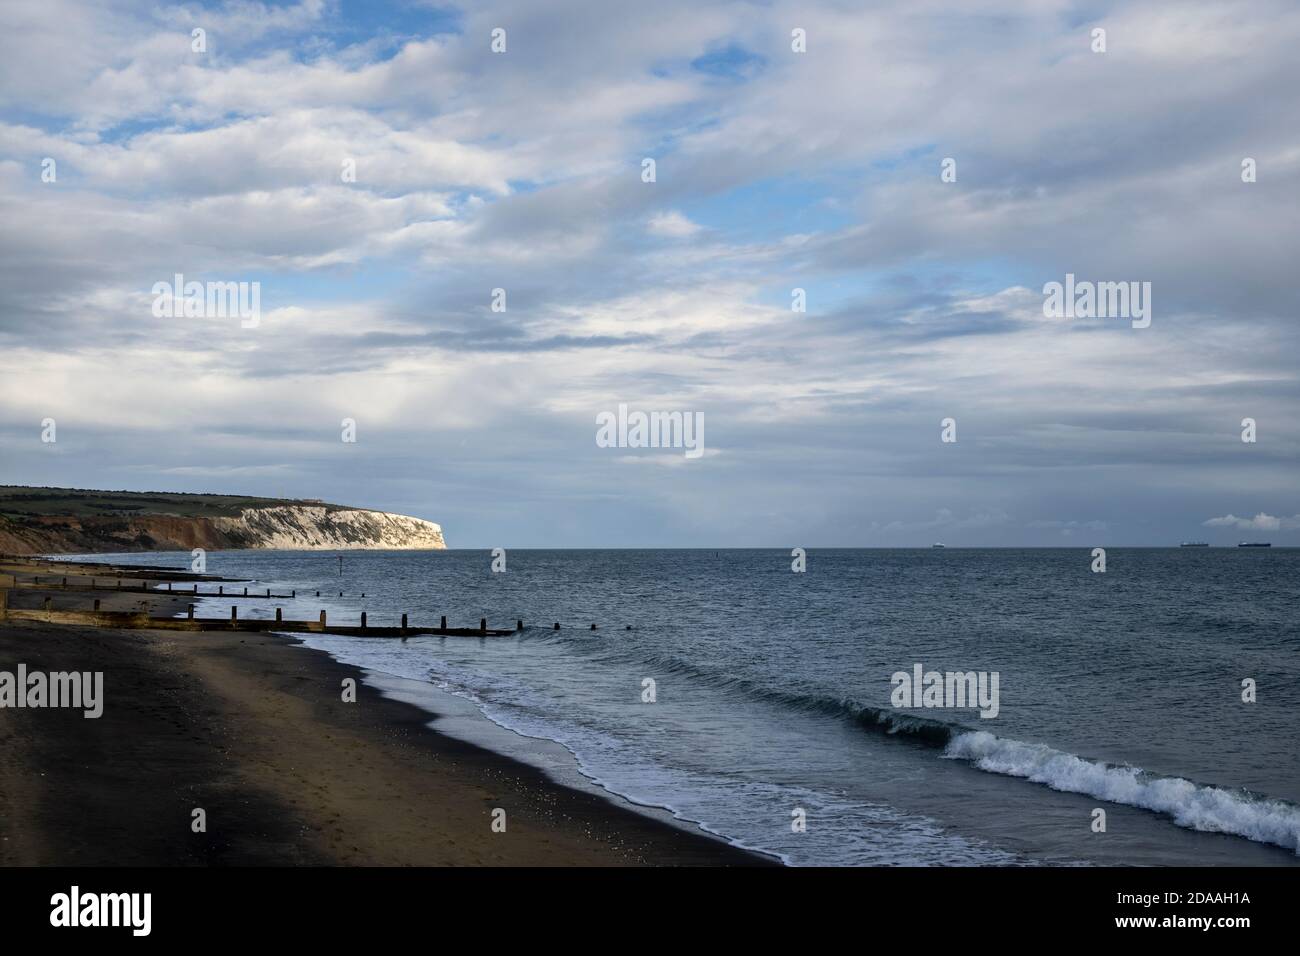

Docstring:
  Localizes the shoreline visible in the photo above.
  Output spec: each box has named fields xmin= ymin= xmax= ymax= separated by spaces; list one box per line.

xmin=0 ymin=558 xmax=775 ymax=866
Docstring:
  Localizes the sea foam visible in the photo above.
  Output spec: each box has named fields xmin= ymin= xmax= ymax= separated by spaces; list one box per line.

xmin=945 ymin=730 xmax=1300 ymax=854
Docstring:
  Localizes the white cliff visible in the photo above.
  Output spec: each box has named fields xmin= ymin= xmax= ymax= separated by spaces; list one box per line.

xmin=211 ymin=506 xmax=446 ymax=550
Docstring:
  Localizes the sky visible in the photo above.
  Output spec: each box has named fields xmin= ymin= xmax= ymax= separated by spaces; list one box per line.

xmin=1 ymin=0 xmax=1297 ymax=548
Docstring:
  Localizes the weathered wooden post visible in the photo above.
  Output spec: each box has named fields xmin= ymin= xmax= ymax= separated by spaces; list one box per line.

xmin=187 ymin=605 xmax=195 ymax=620
xmin=193 ymin=584 xmax=198 ymax=594
xmin=401 ymin=613 xmax=408 ymax=630
xmin=440 ymin=615 xmax=447 ymax=630
xmin=243 ymin=587 xmax=248 ymax=597
xmin=480 ymin=617 xmax=487 ymax=633
xmin=275 ymin=608 xmax=282 ymax=622
xmin=231 ymin=606 xmax=238 ymax=621
xmin=319 ymin=610 xmax=327 ymax=629
xmin=517 ymin=620 xmax=524 ymax=631
xmin=219 ymin=585 xmax=224 ymax=595
xmin=553 ymin=622 xmax=560 ymax=630
xmin=292 ymin=590 xmax=296 ymax=598
xmin=94 ymin=599 xmax=101 ymax=612
xmin=168 ymin=582 xmax=173 ymax=592
xmin=361 ymin=612 xmax=367 ymax=631
xmin=266 ymin=588 xmax=271 ymax=598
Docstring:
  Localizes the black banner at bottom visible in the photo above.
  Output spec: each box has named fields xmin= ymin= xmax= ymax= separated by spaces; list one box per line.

xmin=0 ymin=865 xmax=1284 ymax=940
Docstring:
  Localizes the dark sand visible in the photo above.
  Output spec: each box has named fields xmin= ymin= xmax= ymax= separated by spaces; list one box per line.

xmin=0 ymin=563 xmax=772 ymax=866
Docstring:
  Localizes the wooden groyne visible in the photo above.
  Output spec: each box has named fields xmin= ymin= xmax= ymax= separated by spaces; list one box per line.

xmin=0 ymin=594 xmax=519 ymax=638
xmin=5 ymin=577 xmax=296 ymax=599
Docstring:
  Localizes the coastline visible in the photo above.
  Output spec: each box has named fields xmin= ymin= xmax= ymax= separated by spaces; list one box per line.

xmin=0 ymin=565 xmax=773 ymax=866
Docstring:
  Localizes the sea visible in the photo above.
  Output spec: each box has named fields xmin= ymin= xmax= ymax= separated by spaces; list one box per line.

xmin=69 ymin=547 xmax=1300 ymax=866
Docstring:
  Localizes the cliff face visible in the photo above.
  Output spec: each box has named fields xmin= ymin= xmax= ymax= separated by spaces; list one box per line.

xmin=0 ymin=506 xmax=446 ymax=555
xmin=210 ymin=506 xmax=446 ymax=550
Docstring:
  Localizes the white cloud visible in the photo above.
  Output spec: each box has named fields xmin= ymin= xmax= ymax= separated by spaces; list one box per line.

xmin=646 ymin=211 xmax=702 ymax=239
xmin=1202 ymin=513 xmax=1300 ymax=531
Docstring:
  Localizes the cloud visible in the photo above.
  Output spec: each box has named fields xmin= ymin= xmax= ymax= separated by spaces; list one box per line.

xmin=1202 ymin=513 xmax=1300 ymax=532
xmin=0 ymin=0 xmax=1298 ymax=546
xmin=646 ymin=211 xmax=702 ymax=239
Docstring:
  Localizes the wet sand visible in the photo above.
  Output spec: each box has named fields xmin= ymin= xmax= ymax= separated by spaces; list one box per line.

xmin=0 ymin=561 xmax=772 ymax=866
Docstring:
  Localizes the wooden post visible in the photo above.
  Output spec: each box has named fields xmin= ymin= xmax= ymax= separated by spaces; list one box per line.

xmin=292 ymin=590 xmax=296 ymax=598
xmin=275 ymin=608 xmax=282 ymax=622
xmin=554 ymin=622 xmax=560 ymax=630
xmin=219 ymin=585 xmax=224 ymax=595
xmin=44 ymin=597 xmax=52 ymax=621
xmin=188 ymin=605 xmax=195 ymax=620
xmin=401 ymin=613 xmax=408 ymax=630
xmin=266 ymin=588 xmax=271 ymax=598
xmin=243 ymin=587 xmax=248 ymax=597
xmin=316 ymin=591 xmax=320 ymax=597
xmin=94 ymin=599 xmax=101 ymax=611
xmin=319 ymin=610 xmax=327 ymax=628
xmin=231 ymin=606 xmax=238 ymax=621
xmin=361 ymin=612 xmax=367 ymax=630
xmin=168 ymin=582 xmax=173 ymax=592
xmin=480 ymin=617 xmax=487 ymax=633
xmin=193 ymin=584 xmax=198 ymax=594
xmin=517 ymin=620 xmax=523 ymax=631
xmin=440 ymin=615 xmax=447 ymax=630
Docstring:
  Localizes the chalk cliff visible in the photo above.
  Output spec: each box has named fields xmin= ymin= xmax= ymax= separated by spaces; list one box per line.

xmin=210 ymin=506 xmax=446 ymax=550
xmin=0 ymin=487 xmax=446 ymax=554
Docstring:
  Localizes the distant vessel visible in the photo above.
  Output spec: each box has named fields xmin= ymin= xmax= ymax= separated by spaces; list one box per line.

xmin=1238 ymin=542 xmax=1272 ymax=547
xmin=932 ymin=543 xmax=945 ymax=549
xmin=1179 ymin=542 xmax=1209 ymax=547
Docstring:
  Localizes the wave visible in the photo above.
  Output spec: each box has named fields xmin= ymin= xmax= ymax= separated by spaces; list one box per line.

xmin=945 ymin=731 xmax=1300 ymax=854
xmin=585 ymin=647 xmax=968 ymax=746
xmin=544 ymin=637 xmax=1300 ymax=854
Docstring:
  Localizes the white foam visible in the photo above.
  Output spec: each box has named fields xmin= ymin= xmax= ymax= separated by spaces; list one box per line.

xmin=945 ymin=730 xmax=1300 ymax=854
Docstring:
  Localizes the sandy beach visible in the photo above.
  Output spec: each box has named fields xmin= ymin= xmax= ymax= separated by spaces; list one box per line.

xmin=0 ymin=560 xmax=770 ymax=866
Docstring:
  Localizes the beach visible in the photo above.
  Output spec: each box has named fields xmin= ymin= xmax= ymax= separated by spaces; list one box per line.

xmin=6 ymin=547 xmax=1299 ymax=867
xmin=0 ymin=560 xmax=769 ymax=866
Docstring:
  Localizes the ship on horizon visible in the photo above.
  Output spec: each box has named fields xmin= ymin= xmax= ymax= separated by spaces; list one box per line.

xmin=1238 ymin=541 xmax=1272 ymax=547
xmin=1179 ymin=541 xmax=1209 ymax=547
